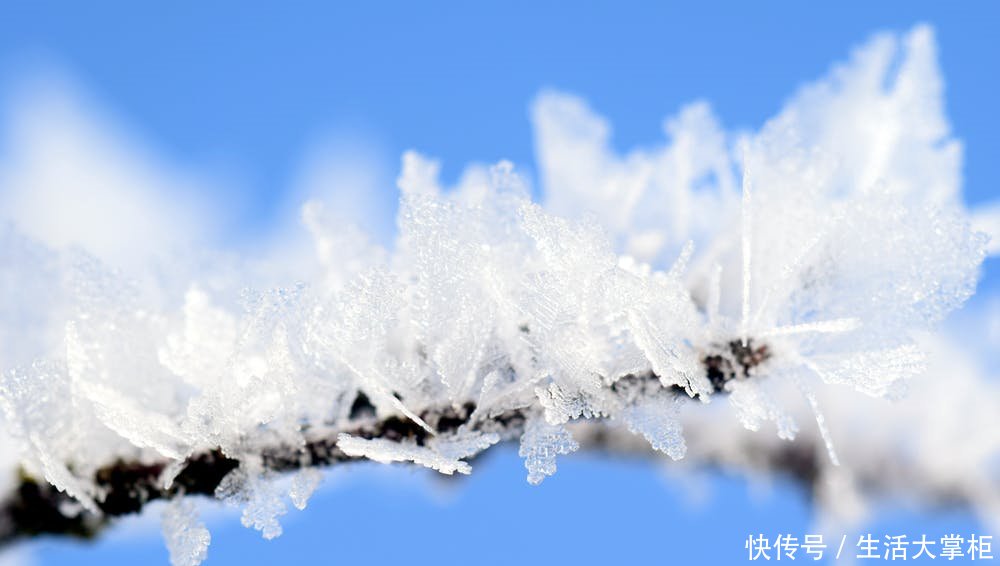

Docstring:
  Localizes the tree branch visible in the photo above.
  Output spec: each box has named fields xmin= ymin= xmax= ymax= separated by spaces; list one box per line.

xmin=0 ymin=350 xmax=974 ymax=548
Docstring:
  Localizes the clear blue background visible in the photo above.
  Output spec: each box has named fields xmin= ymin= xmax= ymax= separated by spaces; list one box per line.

xmin=0 ymin=2 xmax=997 ymax=564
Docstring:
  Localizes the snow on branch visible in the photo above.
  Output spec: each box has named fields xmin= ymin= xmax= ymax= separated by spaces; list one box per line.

xmin=0 ymin=25 xmax=996 ymax=565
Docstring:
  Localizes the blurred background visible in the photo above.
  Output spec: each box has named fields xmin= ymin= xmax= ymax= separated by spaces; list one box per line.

xmin=0 ymin=1 xmax=997 ymax=564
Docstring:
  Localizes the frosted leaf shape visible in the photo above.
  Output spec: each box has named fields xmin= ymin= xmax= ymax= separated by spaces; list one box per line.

xmin=805 ymin=345 xmax=927 ymax=399
xmin=620 ymin=395 xmax=687 ymax=460
xmin=162 ymin=498 xmax=210 ymax=566
xmin=518 ymin=416 xmax=579 ymax=485
xmin=625 ymin=305 xmax=705 ymax=396
xmin=78 ymin=380 xmax=190 ymax=460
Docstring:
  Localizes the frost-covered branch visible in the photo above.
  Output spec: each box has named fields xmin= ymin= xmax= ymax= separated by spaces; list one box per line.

xmin=0 ymin=371 xmax=678 ymax=542
xmin=0 ymin=24 xmax=997 ymax=566
xmin=0 ymin=376 xmax=852 ymax=547
xmin=4 ymin=354 xmax=994 ymax=548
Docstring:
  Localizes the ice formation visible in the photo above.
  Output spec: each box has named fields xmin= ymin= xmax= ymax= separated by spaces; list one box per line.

xmin=0 ymin=24 xmax=995 ymax=565
xmin=161 ymin=499 xmax=210 ymax=566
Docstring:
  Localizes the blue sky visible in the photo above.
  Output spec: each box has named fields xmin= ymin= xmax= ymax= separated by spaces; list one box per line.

xmin=1 ymin=2 xmax=998 ymax=564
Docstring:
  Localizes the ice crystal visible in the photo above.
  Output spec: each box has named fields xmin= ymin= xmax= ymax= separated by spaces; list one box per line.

xmin=337 ymin=434 xmax=472 ymax=475
xmin=619 ymin=395 xmax=686 ymax=461
xmin=215 ymin=464 xmax=287 ymax=540
xmin=161 ymin=499 xmax=210 ymax=566
xmin=518 ymin=416 xmax=580 ymax=485
xmin=289 ymin=469 xmax=323 ymax=511
xmin=532 ymin=25 xmax=985 ymax=462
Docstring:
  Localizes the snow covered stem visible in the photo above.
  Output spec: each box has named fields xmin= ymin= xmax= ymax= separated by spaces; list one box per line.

xmin=0 ymin=358 xmax=779 ymax=545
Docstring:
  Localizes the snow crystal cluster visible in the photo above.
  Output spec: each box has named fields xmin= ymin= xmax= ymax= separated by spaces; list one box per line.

xmin=0 ymin=24 xmax=994 ymax=565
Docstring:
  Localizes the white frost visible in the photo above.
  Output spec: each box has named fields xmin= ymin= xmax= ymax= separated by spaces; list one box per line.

xmin=289 ymin=468 xmax=323 ymax=511
xmin=518 ymin=416 xmax=580 ymax=485
xmin=337 ymin=434 xmax=473 ymax=475
xmin=619 ymin=395 xmax=686 ymax=461
xmin=0 ymin=24 xmax=992 ymax=566
xmin=162 ymin=499 xmax=211 ymax=566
